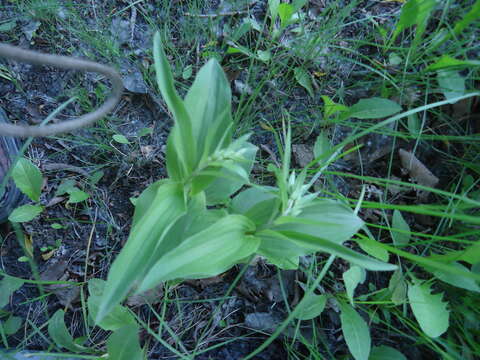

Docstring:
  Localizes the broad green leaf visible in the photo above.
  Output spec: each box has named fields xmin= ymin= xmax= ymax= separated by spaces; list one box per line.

xmin=294 ymin=293 xmax=327 ymax=320
xmin=343 ymin=266 xmax=366 ymax=306
xmin=107 ymin=324 xmax=144 ymax=360
xmin=0 ymin=276 xmax=24 ymax=308
xmin=231 ymin=187 xmax=279 ymax=226
xmin=348 ymin=98 xmax=402 ymax=120
xmin=437 ymin=70 xmax=465 ymax=103
xmin=257 ymin=50 xmax=271 ymax=62
xmin=256 ymin=230 xmax=309 ymax=270
xmin=408 ymin=281 xmax=449 ymax=338
xmin=191 ymin=134 xmax=255 ymax=194
xmin=55 ymin=180 xmax=89 ymax=204
xmin=165 ymin=128 xmax=185 ymax=180
xmin=48 ymin=310 xmax=86 ymax=353
xmin=388 ymin=270 xmax=407 ymax=305
xmin=153 ymin=32 xmax=196 ymax=178
xmin=204 ymin=142 xmax=257 ymax=205
xmin=97 ymin=182 xmax=186 ymax=323
xmin=113 ymin=134 xmax=130 ymax=144
xmin=433 ymin=262 xmax=480 ymax=293
xmin=369 ymin=345 xmax=406 ymax=360
xmin=138 ymin=215 xmax=258 ymax=293
xmin=89 ymin=170 xmax=104 ymax=185
xmin=184 ymin=58 xmax=233 ymax=162
xmin=278 ymin=3 xmax=295 ymax=27
xmin=321 ymin=95 xmax=349 ymax=119
xmin=87 ymin=279 xmax=136 ymax=331
xmin=8 ymin=205 xmax=43 ymax=223
xmin=3 ymin=315 xmax=22 ymax=335
xmin=55 ymin=179 xmax=77 ymax=196
xmin=354 ymin=233 xmax=389 ymax=262
xmin=11 ymin=158 xmax=43 ymax=202
xmin=154 ymin=198 xmax=223 ymax=262
xmin=313 ymin=131 xmax=331 ymax=162
xmin=190 ymin=169 xmax=223 ymax=195
xmin=182 ymin=64 xmax=193 ymax=80
xmin=274 ymin=199 xmax=364 ymax=244
xmin=340 ymin=302 xmax=371 ymax=360
xmin=390 ymin=0 xmax=436 ymax=45
xmin=425 ymin=55 xmax=480 ymax=72
xmin=231 ymin=186 xmax=277 ymax=214
xmin=391 ymin=210 xmax=410 ymax=246
xmin=279 ymin=230 xmax=397 ymax=271
xmin=67 ymin=190 xmax=89 ymax=204
xmin=241 ymin=196 xmax=279 ymax=226
xmin=294 ymin=67 xmax=314 ymax=97
xmin=131 ymin=180 xmax=168 ymax=228
xmin=268 ymin=0 xmax=280 ymax=22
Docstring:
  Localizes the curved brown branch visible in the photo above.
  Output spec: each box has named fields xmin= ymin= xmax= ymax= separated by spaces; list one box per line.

xmin=0 ymin=43 xmax=123 ymax=137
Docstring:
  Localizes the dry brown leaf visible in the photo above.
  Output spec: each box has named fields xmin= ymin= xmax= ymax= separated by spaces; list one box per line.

xmin=126 ymin=284 xmax=164 ymax=306
xmin=399 ymin=149 xmax=439 ymax=188
xmin=40 ymin=259 xmax=79 ymax=308
xmin=43 ymin=163 xmax=89 ymax=176
xmin=140 ymin=145 xmax=154 ymax=158
xmin=41 ymin=249 xmax=56 ymax=261
xmin=399 ymin=149 xmax=439 ymax=201
xmin=24 ymin=235 xmax=34 ymax=258
xmin=40 ymin=259 xmax=68 ymax=281
xmin=292 ymin=144 xmax=314 ymax=168
xmin=46 ymin=196 xmax=66 ymax=208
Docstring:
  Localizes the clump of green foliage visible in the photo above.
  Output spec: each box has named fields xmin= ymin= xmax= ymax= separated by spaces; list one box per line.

xmin=96 ymin=32 xmax=397 ymax=324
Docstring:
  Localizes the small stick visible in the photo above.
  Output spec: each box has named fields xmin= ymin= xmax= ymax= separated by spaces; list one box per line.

xmin=184 ymin=10 xmax=249 ymax=18
xmin=0 ymin=43 xmax=123 ymax=138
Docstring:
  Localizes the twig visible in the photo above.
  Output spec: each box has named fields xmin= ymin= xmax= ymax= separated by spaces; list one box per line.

xmin=184 ymin=10 xmax=249 ymax=18
xmin=0 ymin=43 xmax=123 ymax=138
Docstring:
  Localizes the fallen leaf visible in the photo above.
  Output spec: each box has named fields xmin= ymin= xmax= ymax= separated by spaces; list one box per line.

xmin=399 ymin=149 xmax=439 ymax=201
xmin=46 ymin=196 xmax=66 ymax=208
xmin=245 ymin=312 xmax=282 ymax=333
xmin=292 ymin=144 xmax=314 ymax=168
xmin=43 ymin=163 xmax=90 ymax=176
xmin=41 ymin=249 xmax=56 ymax=261
xmin=140 ymin=145 xmax=155 ymax=158
xmin=191 ymin=274 xmax=226 ymax=288
xmin=126 ymin=284 xmax=164 ymax=306
xmin=40 ymin=259 xmax=80 ymax=308
xmin=24 ymin=235 xmax=34 ymax=258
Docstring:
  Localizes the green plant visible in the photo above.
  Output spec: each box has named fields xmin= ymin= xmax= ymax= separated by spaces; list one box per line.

xmin=268 ymin=0 xmax=308 ymax=39
xmin=0 ymin=275 xmax=24 ymax=349
xmin=7 ymin=159 xmax=90 ymax=224
xmin=96 ymin=32 xmax=397 ymax=325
